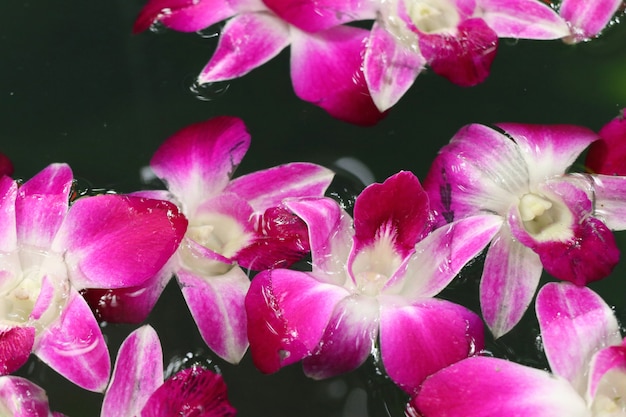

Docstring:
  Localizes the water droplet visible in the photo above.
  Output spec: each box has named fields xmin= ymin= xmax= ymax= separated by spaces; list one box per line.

xmin=149 ymin=21 xmax=170 ymax=34
xmin=164 ymin=349 xmax=219 ymax=379
xmin=195 ymin=27 xmax=219 ymax=39
xmin=190 ymin=80 xmax=230 ymax=101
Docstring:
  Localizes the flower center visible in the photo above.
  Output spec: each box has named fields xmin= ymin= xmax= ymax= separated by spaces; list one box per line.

xmin=352 ymin=235 xmax=401 ymax=297
xmin=404 ymin=0 xmax=459 ymax=34
xmin=517 ymin=193 xmax=573 ymax=241
xmin=591 ymin=369 xmax=626 ymax=417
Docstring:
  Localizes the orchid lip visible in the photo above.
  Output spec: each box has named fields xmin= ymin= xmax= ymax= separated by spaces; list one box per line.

xmin=590 ymin=369 xmax=626 ymax=416
xmin=517 ymin=192 xmax=573 ymax=242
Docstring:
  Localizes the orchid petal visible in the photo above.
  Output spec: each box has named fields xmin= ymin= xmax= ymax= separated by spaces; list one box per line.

xmin=536 ymin=282 xmax=621 ymax=396
xmin=0 ymin=325 xmax=35 ymax=375
xmin=418 ymin=18 xmax=498 ymax=87
xmin=198 ymin=12 xmax=291 ymax=83
xmin=363 ymin=22 xmax=425 ymax=112
xmin=34 ymin=288 xmax=110 ymax=392
xmin=59 ymin=195 xmax=186 ymax=290
xmin=290 ymin=26 xmax=385 ymax=126
xmin=150 ymin=116 xmax=250 ymax=214
xmin=102 ymin=325 xmax=164 ymax=417
xmin=178 ymin=266 xmax=250 ymax=364
xmin=560 ymin=0 xmax=622 ymax=42
xmin=593 ymin=174 xmax=626 ymax=230
xmin=245 ymin=268 xmax=348 ymax=373
xmin=16 ymin=164 xmax=72 ymax=250
xmin=586 ymin=111 xmax=626 ymax=176
xmin=480 ymin=226 xmax=542 ymax=338
xmin=415 ymin=357 xmax=588 ymax=417
xmin=0 ymin=177 xmax=17 ymax=252
xmin=479 ymin=0 xmax=569 ymax=39
xmin=588 ymin=341 xmax=626 ymax=401
xmin=0 ymin=376 xmax=55 ymax=417
xmin=380 ymin=299 xmax=484 ymax=395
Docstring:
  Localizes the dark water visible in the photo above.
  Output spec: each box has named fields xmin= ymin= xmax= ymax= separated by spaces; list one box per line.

xmin=2 ymin=1 xmax=626 ymax=416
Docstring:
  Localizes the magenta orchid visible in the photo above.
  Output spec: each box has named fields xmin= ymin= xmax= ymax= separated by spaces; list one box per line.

xmin=101 ymin=325 xmax=235 ymax=417
xmin=0 ymin=376 xmax=66 ymax=417
xmin=423 ymin=122 xmax=626 ymax=338
xmin=245 ymin=171 xmax=500 ymax=394
xmin=414 ymin=282 xmax=626 ymax=417
xmin=587 ymin=109 xmax=626 ymax=176
xmin=133 ymin=0 xmax=384 ymax=125
xmin=0 ymin=164 xmax=186 ymax=392
xmin=559 ymin=0 xmax=624 ymax=43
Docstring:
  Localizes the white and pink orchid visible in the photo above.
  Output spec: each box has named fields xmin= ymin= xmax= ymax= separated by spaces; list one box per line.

xmin=559 ymin=0 xmax=624 ymax=43
xmin=245 ymin=171 xmax=500 ymax=394
xmin=414 ymin=282 xmax=626 ymax=417
xmin=0 ymin=164 xmax=186 ymax=392
xmin=101 ymin=325 xmax=236 ymax=417
xmin=423 ymin=122 xmax=626 ymax=338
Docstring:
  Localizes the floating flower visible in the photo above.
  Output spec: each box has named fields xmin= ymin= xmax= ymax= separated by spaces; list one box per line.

xmin=586 ymin=109 xmax=626 ymax=175
xmin=101 ymin=325 xmax=236 ymax=417
xmin=133 ymin=0 xmax=384 ymax=125
xmin=245 ymin=171 xmax=500 ymax=394
xmin=0 ymin=375 xmax=66 ymax=417
xmin=423 ymin=122 xmax=626 ymax=337
xmin=413 ymin=282 xmax=626 ymax=417
xmin=559 ymin=0 xmax=624 ymax=43
xmin=0 ymin=164 xmax=186 ymax=391
xmin=84 ymin=116 xmax=333 ymax=364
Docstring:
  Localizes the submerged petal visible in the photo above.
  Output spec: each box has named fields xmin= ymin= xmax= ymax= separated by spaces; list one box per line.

xmin=479 ymin=0 xmax=569 ymax=39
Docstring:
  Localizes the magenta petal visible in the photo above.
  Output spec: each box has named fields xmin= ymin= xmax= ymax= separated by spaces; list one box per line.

xmin=536 ymin=282 xmax=621 ymax=395
xmin=60 ymin=195 xmax=186 ymax=290
xmin=419 ymin=18 xmax=498 ymax=87
xmin=593 ymin=174 xmax=626 ymax=230
xmin=102 ymin=326 xmax=164 ymax=417
xmin=198 ymin=13 xmax=291 ymax=83
xmin=588 ymin=342 xmax=626 ymax=400
xmin=133 ymin=0 xmax=238 ymax=33
xmin=34 ymin=289 xmax=110 ymax=392
xmin=380 ymin=299 xmax=484 ymax=395
xmin=0 ymin=325 xmax=35 ymax=375
xmin=415 ymin=357 xmax=588 ymax=417
xmin=263 ymin=0 xmax=375 ymax=32
xmin=480 ymin=0 xmax=569 ymax=39
xmin=290 ymin=26 xmax=385 ymax=126
xmin=0 ymin=376 xmax=55 ymax=417
xmin=0 ymin=176 xmax=17 ymax=252
xmin=141 ymin=366 xmax=236 ymax=417
xmin=560 ymin=0 xmax=622 ymax=41
xmin=16 ymin=164 xmax=73 ymax=250
xmin=178 ymin=267 xmax=250 ymax=364
xmin=586 ymin=111 xmax=626 ymax=176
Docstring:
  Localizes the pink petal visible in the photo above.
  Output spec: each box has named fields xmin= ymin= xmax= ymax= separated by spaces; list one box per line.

xmin=380 ymin=299 xmax=484 ymax=395
xmin=0 ymin=176 xmax=17 ymax=252
xmin=0 ymin=153 xmax=13 ymax=178
xmin=290 ymin=26 xmax=385 ymax=126
xmin=198 ymin=13 xmax=291 ymax=83
xmin=16 ymin=164 xmax=73 ymax=249
xmin=150 ymin=116 xmax=250 ymax=214
xmin=593 ymin=174 xmax=626 ymax=230
xmin=480 ymin=0 xmax=569 ymax=39
xmin=245 ymin=268 xmax=348 ymax=373
xmin=415 ymin=356 xmax=588 ymax=417
xmin=34 ymin=288 xmax=110 ymax=392
xmin=536 ymin=282 xmax=621 ymax=395
xmin=263 ymin=0 xmax=376 ymax=32
xmin=59 ymin=195 xmax=186 ymax=290
xmin=418 ymin=18 xmax=498 ymax=87
xmin=0 ymin=325 xmax=35 ymax=375
xmin=588 ymin=341 xmax=626 ymax=400
xmin=178 ymin=266 xmax=250 ymax=364
xmin=302 ymin=295 xmax=379 ymax=379
xmin=480 ymin=226 xmax=543 ymax=338
xmin=586 ymin=110 xmax=626 ymax=176
xmin=560 ymin=0 xmax=623 ymax=42
xmin=0 ymin=376 xmax=55 ymax=417
xmin=102 ymin=325 xmax=164 ymax=417
xmin=141 ymin=366 xmax=236 ymax=417
xmin=363 ymin=23 xmax=425 ymax=112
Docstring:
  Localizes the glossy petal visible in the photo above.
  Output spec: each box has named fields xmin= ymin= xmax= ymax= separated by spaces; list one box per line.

xmin=560 ymin=0 xmax=622 ymax=42
xmin=418 ymin=18 xmax=498 ymax=87
xmin=178 ymin=266 xmax=250 ymax=364
xmin=59 ymin=195 xmax=186 ymax=290
xmin=102 ymin=326 xmax=164 ymax=417
xmin=150 ymin=116 xmax=250 ymax=214
xmin=593 ymin=174 xmax=626 ymax=230
xmin=0 ymin=325 xmax=35 ymax=375
xmin=536 ymin=283 xmax=621 ymax=396
xmin=586 ymin=111 xmax=626 ymax=176
xmin=245 ymin=268 xmax=348 ymax=373
xmin=588 ymin=341 xmax=626 ymax=400
xmin=0 ymin=376 xmax=55 ymax=417
xmin=480 ymin=226 xmax=542 ymax=338
xmin=0 ymin=176 xmax=17 ymax=252
xmin=290 ymin=26 xmax=385 ymax=126
xmin=415 ymin=357 xmax=588 ymax=417
xmin=380 ymin=299 xmax=484 ymax=395
xmin=34 ymin=288 xmax=110 ymax=392
xmin=479 ymin=0 xmax=569 ymax=39
xmin=198 ymin=12 xmax=291 ymax=83
xmin=363 ymin=23 xmax=425 ymax=112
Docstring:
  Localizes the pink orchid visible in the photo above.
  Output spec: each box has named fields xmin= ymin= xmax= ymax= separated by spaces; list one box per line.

xmin=559 ymin=0 xmax=624 ymax=43
xmin=586 ymin=109 xmax=626 ymax=176
xmin=0 ymin=164 xmax=186 ymax=392
xmin=423 ymin=122 xmax=626 ymax=338
xmin=101 ymin=325 xmax=236 ymax=417
xmin=84 ymin=116 xmax=333 ymax=364
xmin=245 ymin=171 xmax=499 ymax=394
xmin=414 ymin=282 xmax=626 ymax=417
xmin=133 ymin=0 xmax=384 ymax=125
xmin=359 ymin=0 xmax=569 ymax=110
xmin=0 ymin=376 xmax=66 ymax=417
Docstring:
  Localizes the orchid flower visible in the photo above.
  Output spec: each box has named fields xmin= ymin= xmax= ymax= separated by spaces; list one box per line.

xmin=101 ymin=325 xmax=236 ymax=417
xmin=133 ymin=0 xmax=384 ymax=125
xmin=360 ymin=0 xmax=569 ymax=110
xmin=245 ymin=171 xmax=500 ymax=394
xmin=559 ymin=0 xmax=624 ymax=43
xmin=414 ymin=282 xmax=626 ymax=417
xmin=0 ymin=375 xmax=66 ymax=417
xmin=0 ymin=163 xmax=186 ymax=392
xmin=586 ymin=109 xmax=626 ymax=176
xmin=84 ymin=116 xmax=333 ymax=364
xmin=423 ymin=122 xmax=626 ymax=338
